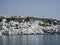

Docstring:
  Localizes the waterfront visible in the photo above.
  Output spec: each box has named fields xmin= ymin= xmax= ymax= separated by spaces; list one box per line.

xmin=0 ymin=35 xmax=60 ymax=45
xmin=0 ymin=18 xmax=60 ymax=35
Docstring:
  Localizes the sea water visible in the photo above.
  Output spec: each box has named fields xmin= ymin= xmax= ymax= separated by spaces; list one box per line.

xmin=0 ymin=35 xmax=60 ymax=45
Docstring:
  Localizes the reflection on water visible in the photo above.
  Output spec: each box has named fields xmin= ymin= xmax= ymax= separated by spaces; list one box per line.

xmin=0 ymin=35 xmax=60 ymax=45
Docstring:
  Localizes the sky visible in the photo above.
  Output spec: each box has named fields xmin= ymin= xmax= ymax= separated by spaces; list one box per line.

xmin=0 ymin=0 xmax=60 ymax=19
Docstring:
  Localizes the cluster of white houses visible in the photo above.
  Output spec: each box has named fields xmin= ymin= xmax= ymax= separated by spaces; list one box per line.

xmin=0 ymin=18 xmax=60 ymax=35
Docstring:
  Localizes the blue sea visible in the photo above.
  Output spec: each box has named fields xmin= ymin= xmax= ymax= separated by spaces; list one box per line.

xmin=0 ymin=35 xmax=60 ymax=45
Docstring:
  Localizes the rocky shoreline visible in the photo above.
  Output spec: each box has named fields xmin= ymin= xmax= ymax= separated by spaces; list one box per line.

xmin=0 ymin=16 xmax=60 ymax=35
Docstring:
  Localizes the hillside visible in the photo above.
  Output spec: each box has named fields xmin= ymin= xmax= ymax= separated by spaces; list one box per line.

xmin=0 ymin=16 xmax=60 ymax=25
